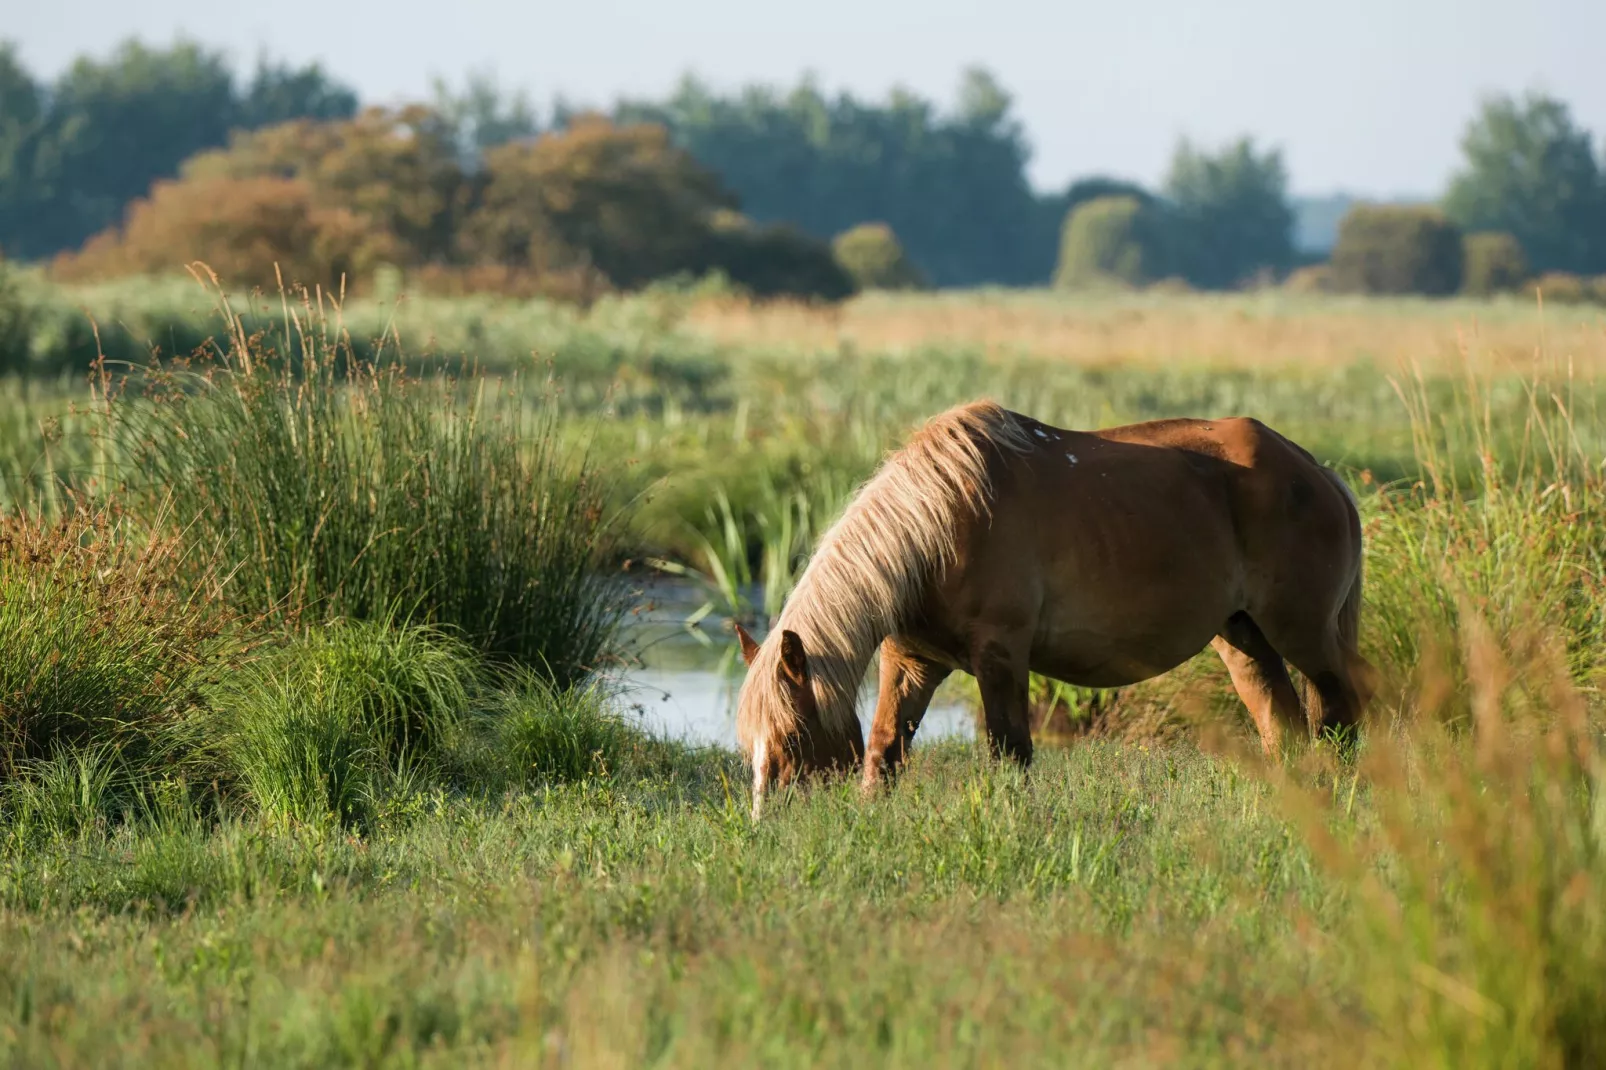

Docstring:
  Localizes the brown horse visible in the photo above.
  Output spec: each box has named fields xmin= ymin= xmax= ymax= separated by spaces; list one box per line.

xmin=733 ymin=399 xmax=1375 ymax=816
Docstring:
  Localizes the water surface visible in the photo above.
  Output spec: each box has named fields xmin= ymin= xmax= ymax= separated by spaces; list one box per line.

xmin=614 ymin=577 xmax=977 ymax=749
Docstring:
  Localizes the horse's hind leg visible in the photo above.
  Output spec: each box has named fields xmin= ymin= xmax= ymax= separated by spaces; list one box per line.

xmin=972 ymin=636 xmax=1033 ymax=767
xmin=1290 ymin=645 xmax=1369 ymax=737
xmin=862 ymin=637 xmax=951 ymax=792
xmin=1212 ymin=612 xmax=1307 ymax=756
xmin=1256 ymin=622 xmax=1370 ymax=738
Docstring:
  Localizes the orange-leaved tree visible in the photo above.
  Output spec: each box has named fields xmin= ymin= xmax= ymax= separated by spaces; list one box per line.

xmin=460 ymin=114 xmax=737 ymax=289
xmin=52 ymin=175 xmax=384 ymax=290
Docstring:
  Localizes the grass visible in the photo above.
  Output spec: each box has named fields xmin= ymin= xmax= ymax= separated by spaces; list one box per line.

xmin=0 ymin=276 xmax=1605 ymax=1063
xmin=105 ymin=287 xmax=626 ymax=683
xmin=0 ymin=689 xmax=1598 ymax=1065
xmin=0 ymin=510 xmax=226 ymax=779
xmin=213 ymin=619 xmax=482 ymax=829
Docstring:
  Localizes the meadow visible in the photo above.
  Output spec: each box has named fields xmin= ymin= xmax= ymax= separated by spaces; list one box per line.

xmin=0 ymin=273 xmax=1604 ymax=1066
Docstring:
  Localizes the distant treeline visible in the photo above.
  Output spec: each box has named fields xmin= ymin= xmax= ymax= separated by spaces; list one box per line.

xmin=3 ymin=38 xmax=1606 ymax=298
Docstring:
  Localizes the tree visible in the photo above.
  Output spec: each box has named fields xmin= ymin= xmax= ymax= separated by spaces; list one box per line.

xmin=0 ymin=44 xmax=47 ymax=259
xmin=0 ymin=38 xmax=360 ymax=262
xmin=185 ymin=106 xmax=466 ymax=266
xmin=1444 ymin=93 xmax=1606 ymax=275
xmin=1163 ymin=136 xmax=1295 ymax=288
xmin=238 ymin=57 xmax=358 ymax=128
xmin=431 ymin=72 xmax=541 ymax=168
xmin=461 ymin=115 xmax=736 ymax=288
xmin=1329 ymin=204 xmax=1464 ymax=296
xmin=1054 ymin=196 xmax=1171 ymax=288
xmin=31 ymin=40 xmax=239 ymax=255
xmin=52 ymin=175 xmax=381 ymax=289
xmin=617 ymin=69 xmax=1049 ymax=286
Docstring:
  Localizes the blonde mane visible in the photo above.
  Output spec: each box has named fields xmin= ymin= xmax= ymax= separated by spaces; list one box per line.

xmin=736 ymin=399 xmax=1034 ymax=755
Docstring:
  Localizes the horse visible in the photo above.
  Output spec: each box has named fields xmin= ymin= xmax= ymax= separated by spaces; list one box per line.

xmin=732 ymin=399 xmax=1376 ymax=817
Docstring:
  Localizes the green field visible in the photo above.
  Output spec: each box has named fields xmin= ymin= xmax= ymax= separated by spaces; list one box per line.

xmin=1 ymin=276 xmax=1604 ymax=1066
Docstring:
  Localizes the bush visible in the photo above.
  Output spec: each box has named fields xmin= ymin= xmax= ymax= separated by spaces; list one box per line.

xmin=50 ymin=176 xmax=388 ymax=290
xmin=1053 ymin=196 xmax=1170 ymax=289
xmin=831 ymin=223 xmax=925 ymax=291
xmin=1282 ymin=264 xmax=1336 ymax=294
xmin=695 ymin=214 xmax=857 ymax=301
xmin=1329 ymin=204 xmax=1464 ymax=295
xmin=0 ymin=512 xmax=225 ymax=780
xmin=1461 ymin=232 xmax=1529 ymax=296
xmin=215 ymin=620 xmax=481 ymax=827
xmin=1531 ymin=271 xmax=1595 ymax=305
xmin=109 ymin=302 xmax=625 ymax=681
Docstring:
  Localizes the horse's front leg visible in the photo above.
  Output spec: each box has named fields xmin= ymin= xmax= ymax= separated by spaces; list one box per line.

xmin=972 ymin=634 xmax=1034 ymax=767
xmin=861 ymin=637 xmax=951 ymax=794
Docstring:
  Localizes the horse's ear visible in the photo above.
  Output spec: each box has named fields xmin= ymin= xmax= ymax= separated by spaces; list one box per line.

xmin=734 ymin=622 xmax=760 ymax=666
xmin=778 ymin=629 xmax=809 ymax=686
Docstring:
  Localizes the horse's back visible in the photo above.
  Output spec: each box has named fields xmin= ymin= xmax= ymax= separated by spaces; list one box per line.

xmin=995 ymin=411 xmax=1360 ymax=620
xmin=1083 ymin=414 xmax=1360 ymax=622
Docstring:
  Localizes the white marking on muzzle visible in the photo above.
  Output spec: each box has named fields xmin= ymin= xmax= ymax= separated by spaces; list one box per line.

xmin=750 ymin=736 xmax=768 ymax=820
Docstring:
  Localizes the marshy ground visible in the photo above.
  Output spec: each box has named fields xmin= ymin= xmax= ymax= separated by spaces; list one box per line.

xmin=0 ymin=279 xmax=1603 ymax=1066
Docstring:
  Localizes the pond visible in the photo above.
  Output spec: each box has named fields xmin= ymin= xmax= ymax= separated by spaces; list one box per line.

xmin=613 ymin=577 xmax=978 ymax=750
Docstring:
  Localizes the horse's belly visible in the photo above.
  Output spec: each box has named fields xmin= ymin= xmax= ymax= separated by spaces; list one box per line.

xmin=1028 ymin=583 xmax=1232 ymax=687
xmin=1028 ymin=624 xmax=1219 ymax=688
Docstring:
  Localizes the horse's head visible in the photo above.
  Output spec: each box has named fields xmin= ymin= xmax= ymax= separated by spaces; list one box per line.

xmin=734 ymin=623 xmax=862 ymax=819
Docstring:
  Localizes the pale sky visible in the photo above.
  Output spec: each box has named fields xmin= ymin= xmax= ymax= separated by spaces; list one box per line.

xmin=8 ymin=0 xmax=1604 ymax=197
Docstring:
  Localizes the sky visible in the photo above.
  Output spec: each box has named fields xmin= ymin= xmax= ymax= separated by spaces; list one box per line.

xmin=8 ymin=0 xmax=1604 ymax=198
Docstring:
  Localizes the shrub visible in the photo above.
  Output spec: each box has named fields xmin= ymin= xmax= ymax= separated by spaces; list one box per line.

xmin=1329 ymin=204 xmax=1464 ymax=295
xmin=0 ymin=512 xmax=225 ymax=781
xmin=831 ymin=223 xmax=925 ymax=291
xmin=1531 ymin=271 xmax=1594 ymax=305
xmin=1053 ymin=195 xmax=1170 ymax=289
xmin=50 ymin=176 xmax=389 ymax=291
xmin=215 ymin=620 xmax=480 ymax=827
xmin=108 ymin=302 xmax=625 ymax=681
xmin=1282 ymin=264 xmax=1336 ymax=294
xmin=1461 ymin=232 xmax=1529 ymax=296
xmin=695 ymin=214 xmax=857 ymax=301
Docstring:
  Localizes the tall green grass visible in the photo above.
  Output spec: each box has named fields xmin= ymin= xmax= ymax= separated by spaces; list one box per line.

xmin=108 ymin=292 xmax=626 ymax=683
xmin=493 ymin=671 xmax=641 ymax=786
xmin=0 ymin=377 xmax=102 ymax=513
xmin=211 ymin=620 xmax=482 ymax=828
xmin=1363 ymin=366 xmax=1606 ymax=718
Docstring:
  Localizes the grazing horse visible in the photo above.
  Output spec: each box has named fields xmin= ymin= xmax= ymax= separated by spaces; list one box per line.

xmin=733 ymin=399 xmax=1375 ymax=817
